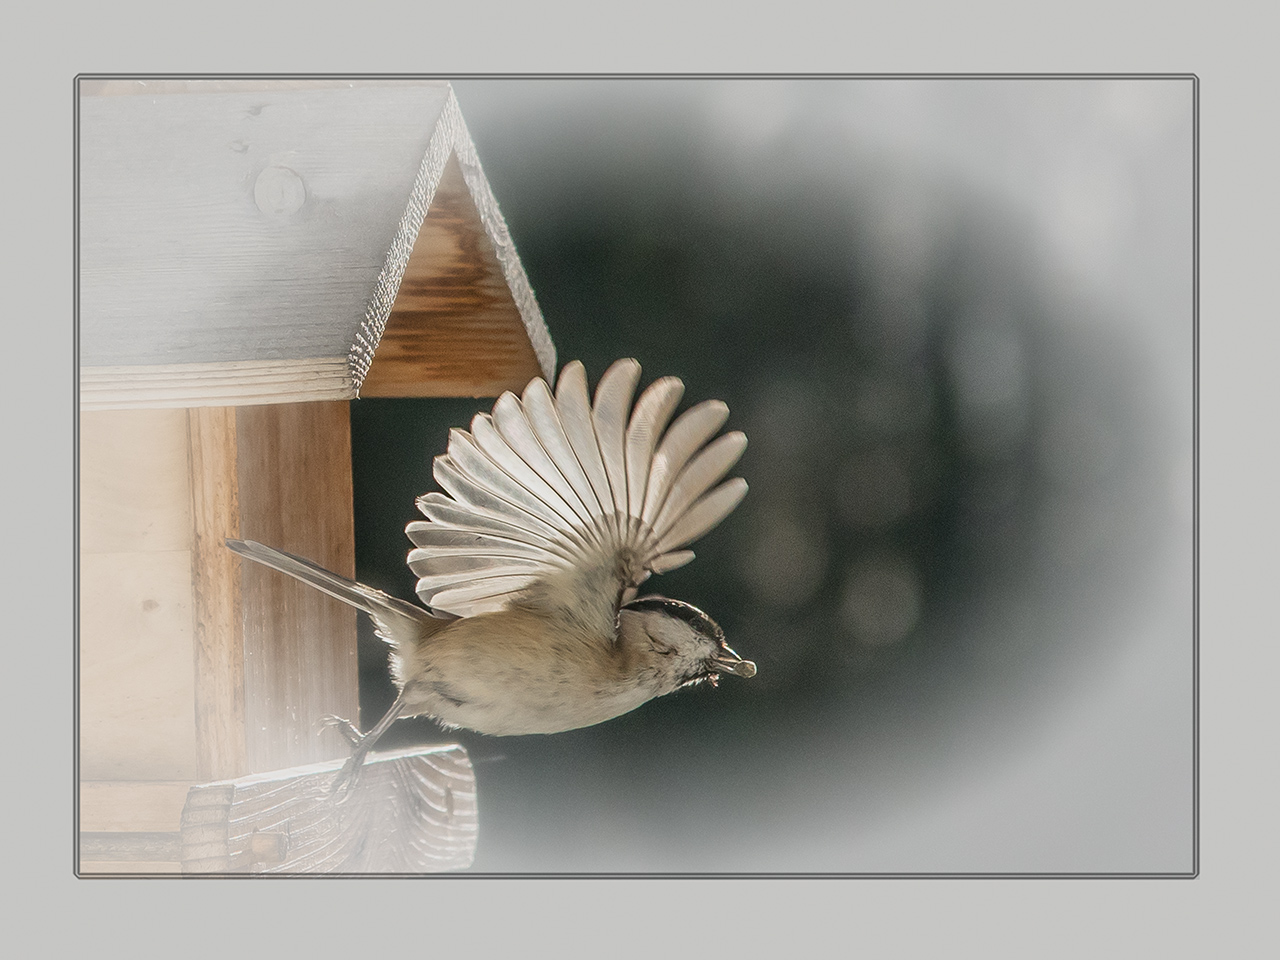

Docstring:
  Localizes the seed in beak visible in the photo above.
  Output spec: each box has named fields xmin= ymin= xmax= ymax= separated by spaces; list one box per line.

xmin=713 ymin=656 xmax=757 ymax=678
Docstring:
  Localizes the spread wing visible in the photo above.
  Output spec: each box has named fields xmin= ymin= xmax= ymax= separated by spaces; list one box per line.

xmin=405 ymin=358 xmax=747 ymax=627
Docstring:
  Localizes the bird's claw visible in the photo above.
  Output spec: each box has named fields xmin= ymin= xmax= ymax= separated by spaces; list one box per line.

xmin=318 ymin=715 xmax=370 ymax=801
xmin=328 ymin=751 xmax=367 ymax=803
xmin=320 ymin=714 xmax=363 ymax=747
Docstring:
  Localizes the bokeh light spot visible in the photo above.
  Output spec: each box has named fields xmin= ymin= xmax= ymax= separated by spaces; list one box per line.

xmin=839 ymin=554 xmax=922 ymax=645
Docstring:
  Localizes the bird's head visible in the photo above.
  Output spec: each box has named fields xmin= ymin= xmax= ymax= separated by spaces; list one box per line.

xmin=619 ymin=596 xmax=756 ymax=695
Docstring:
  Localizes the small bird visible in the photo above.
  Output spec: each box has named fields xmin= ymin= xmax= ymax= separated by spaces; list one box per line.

xmin=226 ymin=358 xmax=754 ymax=795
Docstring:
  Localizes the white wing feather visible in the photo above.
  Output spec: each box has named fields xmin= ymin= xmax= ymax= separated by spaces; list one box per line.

xmin=522 ymin=377 xmax=608 ymax=535
xmin=591 ymin=359 xmax=641 ymax=540
xmin=640 ymin=400 xmax=730 ymax=526
xmin=649 ymin=431 xmax=748 ymax=542
xmin=625 ymin=376 xmax=684 ymax=522
xmin=554 ymin=363 xmax=616 ymax=530
xmin=406 ymin=359 xmax=747 ymax=618
xmin=411 ymin=494 xmax=568 ymax=554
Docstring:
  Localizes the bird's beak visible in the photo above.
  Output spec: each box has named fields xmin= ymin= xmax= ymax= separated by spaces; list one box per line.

xmin=713 ymin=645 xmax=757 ymax=679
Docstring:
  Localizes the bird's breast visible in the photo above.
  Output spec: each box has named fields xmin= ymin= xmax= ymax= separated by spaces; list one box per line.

xmin=398 ymin=609 xmax=660 ymax=736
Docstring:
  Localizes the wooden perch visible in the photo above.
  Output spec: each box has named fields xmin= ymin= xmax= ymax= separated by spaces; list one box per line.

xmin=79 ymin=745 xmax=478 ymax=875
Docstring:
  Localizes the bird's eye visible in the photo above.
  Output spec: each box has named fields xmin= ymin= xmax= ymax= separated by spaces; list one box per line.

xmin=643 ymin=627 xmax=676 ymax=657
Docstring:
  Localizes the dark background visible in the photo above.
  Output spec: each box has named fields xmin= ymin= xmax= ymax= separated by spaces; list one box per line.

xmin=345 ymin=79 xmax=1193 ymax=873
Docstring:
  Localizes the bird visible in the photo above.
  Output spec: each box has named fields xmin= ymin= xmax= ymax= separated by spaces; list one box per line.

xmin=225 ymin=358 xmax=754 ymax=796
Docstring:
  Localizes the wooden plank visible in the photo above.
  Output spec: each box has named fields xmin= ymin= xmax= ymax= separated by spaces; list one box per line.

xmin=79 ymin=78 xmax=555 ymax=405
xmin=235 ymin=401 xmax=360 ymax=773
xmin=79 ymin=783 xmax=188 ymax=874
xmin=78 ymin=408 xmax=205 ymax=781
xmin=335 ymin=85 xmax=554 ymax=395
xmin=78 ymin=551 xmax=199 ymax=780
xmin=81 ymin=832 xmax=184 ymax=861
xmin=79 ymin=780 xmax=194 ymax=832
xmin=180 ymin=745 xmax=477 ymax=874
xmin=357 ymin=153 xmax=547 ymax=398
xmin=79 ymin=408 xmax=192 ymax=553
xmin=188 ymin=406 xmax=247 ymax=781
xmin=79 ymin=357 xmax=353 ymax=411
xmin=79 ymin=80 xmax=452 ymax=368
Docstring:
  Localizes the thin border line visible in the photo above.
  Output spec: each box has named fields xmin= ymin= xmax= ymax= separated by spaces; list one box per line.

xmin=72 ymin=75 xmax=82 ymax=881
xmin=74 ymin=71 xmax=1198 ymax=885
xmin=1190 ymin=73 xmax=1200 ymax=879
xmin=75 ymin=72 xmax=1196 ymax=80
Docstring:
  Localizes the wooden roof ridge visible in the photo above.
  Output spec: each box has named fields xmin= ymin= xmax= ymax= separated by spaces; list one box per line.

xmin=77 ymin=79 xmax=555 ymax=409
xmin=348 ymin=84 xmax=555 ymax=398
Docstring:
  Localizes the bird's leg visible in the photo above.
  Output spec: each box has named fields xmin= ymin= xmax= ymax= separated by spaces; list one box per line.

xmin=328 ymin=687 xmax=409 ymax=802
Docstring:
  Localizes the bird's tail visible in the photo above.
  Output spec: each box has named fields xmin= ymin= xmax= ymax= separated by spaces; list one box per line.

xmin=225 ymin=539 xmax=443 ymax=641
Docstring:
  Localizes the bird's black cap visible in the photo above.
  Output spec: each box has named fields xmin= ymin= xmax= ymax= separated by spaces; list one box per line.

xmin=623 ymin=596 xmax=725 ymax=642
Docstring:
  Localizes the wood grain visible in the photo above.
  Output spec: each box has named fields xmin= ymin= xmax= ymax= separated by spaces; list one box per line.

xmin=179 ymin=745 xmax=477 ymax=874
xmin=188 ymin=406 xmax=247 ymax=780
xmin=80 ymin=357 xmax=353 ymax=411
xmin=235 ymin=401 xmax=360 ymax=773
xmin=78 ymin=81 xmax=451 ymax=368
xmin=79 ymin=79 xmax=554 ymax=404
xmin=357 ymin=153 xmax=546 ymax=398
xmin=80 ymin=402 xmax=362 ymax=782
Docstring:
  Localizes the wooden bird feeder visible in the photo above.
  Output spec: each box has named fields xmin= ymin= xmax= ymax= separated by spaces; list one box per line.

xmin=77 ymin=78 xmax=555 ymax=874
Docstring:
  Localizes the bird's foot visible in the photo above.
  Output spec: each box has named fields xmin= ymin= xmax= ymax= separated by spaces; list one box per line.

xmin=319 ymin=715 xmax=372 ymax=802
xmin=327 ymin=747 xmax=371 ymax=803
xmin=320 ymin=714 xmax=363 ymax=747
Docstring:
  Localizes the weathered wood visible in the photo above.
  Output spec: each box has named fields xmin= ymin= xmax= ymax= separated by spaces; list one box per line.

xmin=179 ymin=745 xmax=478 ymax=874
xmin=75 ymin=81 xmax=523 ymax=875
xmin=235 ymin=401 xmax=360 ymax=773
xmin=78 ymin=402 xmax=360 ymax=784
xmin=78 ymin=80 xmax=451 ymax=370
xmin=188 ymin=406 xmax=247 ymax=780
xmin=358 ymin=153 xmax=546 ymax=397
xmin=78 ymin=78 xmax=553 ymax=408
xmin=345 ymin=82 xmax=554 ymax=395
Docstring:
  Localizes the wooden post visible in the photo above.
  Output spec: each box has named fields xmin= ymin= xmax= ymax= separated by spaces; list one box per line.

xmin=188 ymin=406 xmax=247 ymax=780
xmin=77 ymin=78 xmax=554 ymax=876
xmin=234 ymin=401 xmax=360 ymax=773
